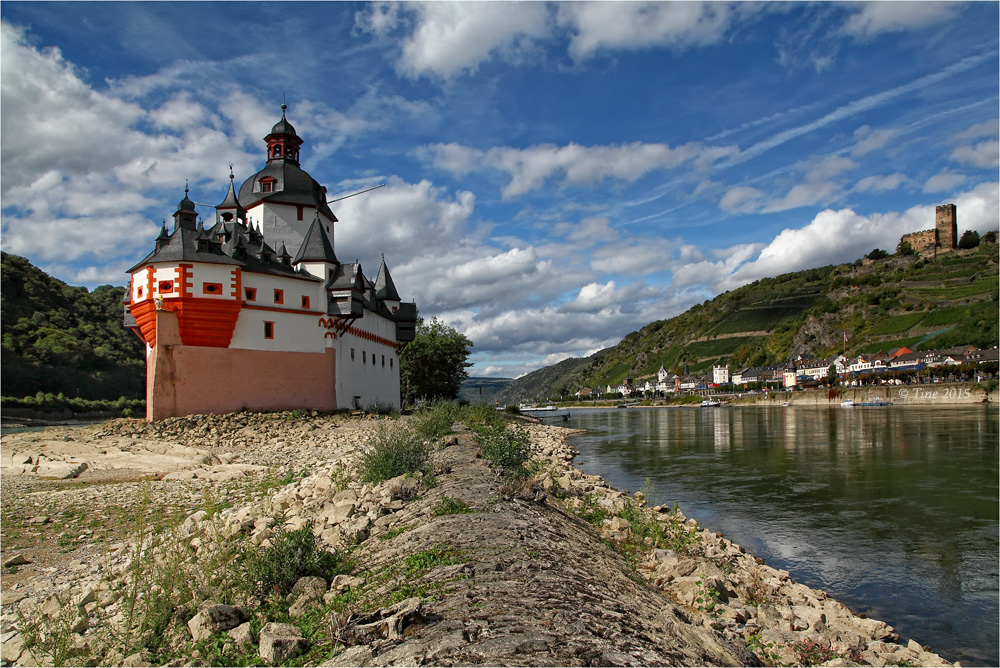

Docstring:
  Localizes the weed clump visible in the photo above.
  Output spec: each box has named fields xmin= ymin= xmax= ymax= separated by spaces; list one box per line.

xmin=432 ymin=496 xmax=473 ymax=516
xmin=473 ymin=423 xmax=531 ymax=478
xmin=414 ymin=401 xmax=460 ymax=439
xmin=237 ymin=521 xmax=349 ymax=603
xmin=357 ymin=423 xmax=432 ymax=483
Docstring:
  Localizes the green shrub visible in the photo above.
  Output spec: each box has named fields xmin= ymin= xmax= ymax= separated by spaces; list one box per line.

xmin=474 ymin=423 xmax=531 ymax=477
xmin=432 ymin=496 xmax=473 ymax=516
xmin=414 ymin=402 xmax=459 ymax=438
xmin=357 ymin=423 xmax=432 ymax=483
xmin=237 ymin=521 xmax=347 ymax=603
xmin=460 ymin=404 xmax=505 ymax=430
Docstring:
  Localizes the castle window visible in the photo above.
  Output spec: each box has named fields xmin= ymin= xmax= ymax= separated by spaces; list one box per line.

xmin=158 ymin=281 xmax=174 ymax=294
xmin=382 ymin=355 xmax=385 ymax=368
xmin=274 ymin=289 xmax=284 ymax=304
xmin=372 ymin=353 xmax=376 ymax=366
xmin=260 ymin=177 xmax=275 ymax=193
xmin=301 ymin=295 xmax=310 ymax=309
xmin=245 ymin=287 xmax=257 ymax=301
xmin=264 ymin=321 xmax=274 ymax=339
xmin=351 ymin=348 xmax=355 ymax=361
xmin=390 ymin=358 xmax=393 ymax=369
xmin=221 ymin=212 xmax=233 ymax=222
xmin=137 ymin=287 xmax=144 ymax=298
xmin=203 ymin=282 xmax=222 ymax=295
xmin=272 ymin=146 xmax=281 ymax=158
xmin=363 ymin=351 xmax=367 ymax=364
xmin=297 ymin=205 xmax=304 ymax=221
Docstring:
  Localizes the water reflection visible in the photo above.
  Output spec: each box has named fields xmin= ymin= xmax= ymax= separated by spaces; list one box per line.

xmin=565 ymin=406 xmax=999 ymax=666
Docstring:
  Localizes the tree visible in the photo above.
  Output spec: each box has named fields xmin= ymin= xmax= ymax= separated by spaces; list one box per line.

xmin=896 ymin=239 xmax=916 ymax=256
xmin=958 ymin=230 xmax=981 ymax=249
xmin=399 ymin=317 xmax=473 ymax=404
xmin=866 ymin=248 xmax=889 ymax=261
xmin=982 ymin=230 xmax=997 ymax=244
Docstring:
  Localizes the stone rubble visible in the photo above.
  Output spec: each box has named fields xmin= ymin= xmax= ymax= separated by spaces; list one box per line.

xmin=0 ymin=411 xmax=958 ymax=667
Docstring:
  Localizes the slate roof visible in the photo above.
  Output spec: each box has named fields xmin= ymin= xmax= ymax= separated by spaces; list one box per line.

xmin=375 ymin=257 xmax=401 ymax=302
xmin=292 ymin=214 xmax=339 ymax=265
xmin=129 ymin=220 xmax=319 ymax=282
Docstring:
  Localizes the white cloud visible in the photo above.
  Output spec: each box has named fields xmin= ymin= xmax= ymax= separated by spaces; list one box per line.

xmin=720 ymin=186 xmax=765 ymax=214
xmin=950 ymin=139 xmax=999 ymax=169
xmin=953 ymin=119 xmax=999 ymax=141
xmin=356 ymin=2 xmax=551 ymax=80
xmin=763 ymin=180 xmax=840 ymax=213
xmin=558 ymin=2 xmax=743 ymax=60
xmin=421 ymin=141 xmax=737 ymax=199
xmin=842 ymin=2 xmax=961 ymax=39
xmin=923 ymin=169 xmax=967 ymax=193
xmin=331 ymin=177 xmax=476 ymax=271
xmin=851 ymin=125 xmax=898 ymax=157
xmin=554 ymin=216 xmax=620 ymax=245
xmin=855 ymin=173 xmax=909 ymax=193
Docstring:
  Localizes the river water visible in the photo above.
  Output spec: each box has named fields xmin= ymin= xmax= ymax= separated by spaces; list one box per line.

xmin=563 ymin=405 xmax=998 ymax=666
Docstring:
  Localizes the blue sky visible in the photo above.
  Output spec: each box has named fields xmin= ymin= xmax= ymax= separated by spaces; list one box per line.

xmin=2 ymin=2 xmax=998 ymax=378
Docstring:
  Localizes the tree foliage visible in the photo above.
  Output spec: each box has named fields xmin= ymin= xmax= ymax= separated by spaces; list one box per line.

xmin=958 ymin=230 xmax=981 ymax=249
xmin=896 ymin=239 xmax=916 ymax=256
xmin=399 ymin=317 xmax=473 ymax=404
xmin=1 ymin=252 xmax=145 ymax=400
xmin=866 ymin=248 xmax=890 ymax=261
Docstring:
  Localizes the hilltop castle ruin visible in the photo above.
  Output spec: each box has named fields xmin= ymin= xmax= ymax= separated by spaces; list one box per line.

xmin=899 ymin=203 xmax=958 ymax=258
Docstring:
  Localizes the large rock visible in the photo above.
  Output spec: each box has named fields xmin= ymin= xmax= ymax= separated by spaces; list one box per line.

xmin=187 ymin=604 xmax=248 ymax=641
xmin=259 ymin=622 xmax=309 ymax=663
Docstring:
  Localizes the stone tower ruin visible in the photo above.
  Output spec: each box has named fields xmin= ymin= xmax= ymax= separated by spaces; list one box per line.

xmin=935 ymin=203 xmax=957 ymax=250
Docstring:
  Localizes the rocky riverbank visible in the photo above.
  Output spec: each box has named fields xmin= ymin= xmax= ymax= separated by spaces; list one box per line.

xmin=0 ymin=412 xmax=956 ymax=666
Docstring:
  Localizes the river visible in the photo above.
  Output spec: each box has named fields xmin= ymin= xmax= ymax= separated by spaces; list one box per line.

xmin=563 ymin=405 xmax=999 ymax=666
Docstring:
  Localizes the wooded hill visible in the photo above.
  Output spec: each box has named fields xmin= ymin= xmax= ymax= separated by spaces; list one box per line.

xmin=495 ymin=243 xmax=999 ymax=404
xmin=1 ymin=252 xmax=145 ymax=401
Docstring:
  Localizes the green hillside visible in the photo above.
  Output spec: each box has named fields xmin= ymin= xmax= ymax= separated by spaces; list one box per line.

xmin=499 ymin=243 xmax=998 ymax=401
xmin=1 ymin=252 xmax=145 ymax=401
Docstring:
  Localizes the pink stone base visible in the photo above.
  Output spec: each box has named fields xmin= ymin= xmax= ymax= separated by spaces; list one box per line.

xmin=147 ymin=310 xmax=337 ymax=421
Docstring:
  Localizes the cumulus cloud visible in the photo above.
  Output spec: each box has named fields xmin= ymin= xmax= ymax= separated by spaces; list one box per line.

xmin=854 ymin=173 xmax=909 ymax=193
xmin=841 ymin=2 xmax=961 ymax=39
xmin=923 ymin=168 xmax=967 ymax=193
xmin=356 ymin=1 xmax=551 ymax=80
xmin=421 ymin=141 xmax=738 ymax=199
xmin=851 ymin=125 xmax=898 ymax=157
xmin=950 ymin=139 xmax=999 ymax=169
xmin=720 ymin=186 xmax=765 ymax=214
xmin=558 ymin=1 xmax=746 ymax=60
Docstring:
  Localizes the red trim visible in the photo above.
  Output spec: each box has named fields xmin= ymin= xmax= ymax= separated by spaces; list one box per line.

xmin=173 ymin=298 xmax=242 ymax=347
xmin=129 ymin=299 xmax=158 ymax=346
xmin=345 ymin=324 xmax=398 ymax=349
xmin=245 ymin=287 xmax=257 ymax=301
xmin=178 ymin=264 xmax=193 ymax=297
xmin=244 ymin=304 xmax=320 ymax=316
xmin=232 ymin=268 xmax=242 ymax=300
xmin=203 ymin=282 xmax=223 ymax=295
xmin=274 ymin=289 xmax=284 ymax=305
xmin=145 ymin=267 xmax=155 ymax=302
xmin=301 ymin=295 xmax=310 ymax=309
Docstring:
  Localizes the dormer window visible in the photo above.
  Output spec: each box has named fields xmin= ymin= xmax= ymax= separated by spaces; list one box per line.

xmin=260 ymin=177 xmax=276 ymax=193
